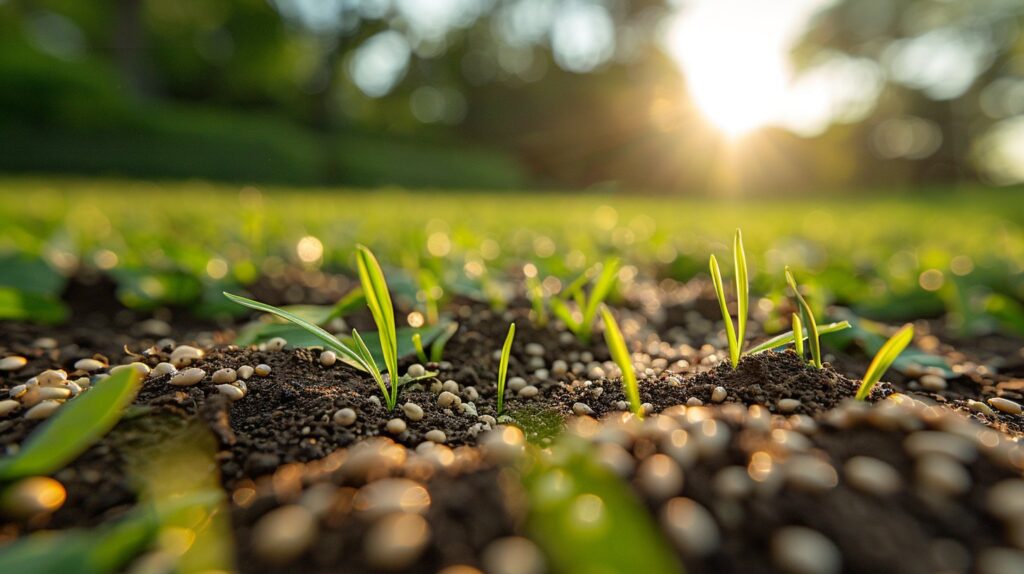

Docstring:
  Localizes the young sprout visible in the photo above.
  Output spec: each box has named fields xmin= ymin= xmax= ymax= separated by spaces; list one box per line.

xmin=792 ymin=313 xmax=804 ymax=359
xmin=785 ymin=266 xmax=822 ymax=368
xmin=430 ymin=322 xmax=459 ymax=363
xmin=600 ymin=305 xmax=643 ymax=419
xmin=356 ymin=245 xmax=401 ymax=409
xmin=412 ymin=332 xmax=428 ymax=364
xmin=525 ymin=265 xmax=548 ymax=327
xmin=747 ymin=321 xmax=851 ymax=355
xmin=417 ymin=268 xmax=442 ymax=326
xmin=497 ymin=323 xmax=515 ymax=416
xmin=709 ymin=229 xmax=747 ymax=368
xmin=550 ymin=258 xmax=620 ymax=343
xmin=855 ymin=324 xmax=914 ymax=400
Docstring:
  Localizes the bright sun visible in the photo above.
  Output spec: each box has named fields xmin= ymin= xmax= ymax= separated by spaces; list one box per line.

xmin=664 ymin=0 xmax=828 ymax=138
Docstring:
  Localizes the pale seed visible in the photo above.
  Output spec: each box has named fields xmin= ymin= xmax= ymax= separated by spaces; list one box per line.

xmin=518 ymin=385 xmax=539 ymax=398
xmin=711 ymin=386 xmax=728 ymax=403
xmin=25 ymin=400 xmax=63 ymax=420
xmin=170 ymin=368 xmax=206 ymax=387
xmin=364 ymin=512 xmax=431 ymax=570
xmin=73 ymin=358 xmax=105 ymax=372
xmin=777 ymin=398 xmax=802 ymax=414
xmin=0 ymin=400 xmax=20 ymax=417
xmin=252 ymin=504 xmax=317 ymax=564
xmin=844 ymin=456 xmax=902 ymax=496
xmin=212 ymin=368 xmax=237 ymax=384
xmin=333 ymin=408 xmax=357 ymax=426
xmin=482 ymin=537 xmax=545 ymax=574
xmin=0 ymin=477 xmax=66 ymax=518
xmin=402 ymin=402 xmax=424 ymax=422
xmin=0 ymin=356 xmax=27 ymax=371
xmin=320 ymin=351 xmax=337 ymax=367
xmin=217 ymin=384 xmax=245 ymax=401
xmin=661 ymin=497 xmax=720 ymax=557
xmin=424 ymin=430 xmax=446 ymax=444
xmin=407 ymin=364 xmax=426 ymax=378
xmin=920 ymin=374 xmax=947 ymax=392
xmin=150 ymin=362 xmax=177 ymax=378
xmin=386 ymin=418 xmax=407 ymax=434
xmin=989 ymin=397 xmax=1022 ymax=415
xmin=438 ymin=391 xmax=460 ymax=408
xmin=111 ymin=362 xmax=150 ymax=377
xmin=238 ymin=365 xmax=255 ymax=380
xmin=254 ymin=364 xmax=272 ymax=377
xmin=772 ymin=527 xmax=841 ymax=574
xmin=37 ymin=369 xmax=67 ymax=386
xmin=169 ymin=345 xmax=203 ymax=367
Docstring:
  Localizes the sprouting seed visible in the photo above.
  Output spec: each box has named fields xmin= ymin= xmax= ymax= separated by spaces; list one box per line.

xmin=412 ymin=333 xmax=428 ymax=364
xmin=708 ymin=230 xmax=748 ymax=368
xmin=497 ymin=323 xmax=515 ymax=416
xmin=855 ymin=324 xmax=914 ymax=401
xmin=600 ymin=305 xmax=642 ymax=419
xmin=792 ymin=313 xmax=804 ymax=359
xmin=550 ymin=258 xmax=620 ymax=343
xmin=785 ymin=267 xmax=822 ymax=369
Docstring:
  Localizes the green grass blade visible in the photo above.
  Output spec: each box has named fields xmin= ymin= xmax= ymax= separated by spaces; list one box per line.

xmin=430 ymin=322 xmax=459 ymax=363
xmin=600 ymin=306 xmax=642 ymax=418
xmin=550 ymin=297 xmax=579 ymax=333
xmin=0 ymin=369 xmax=141 ymax=480
xmin=497 ymin=323 xmax=515 ymax=415
xmin=856 ymin=324 xmax=914 ymax=400
xmin=356 ymin=245 xmax=399 ymax=386
xmin=352 ymin=328 xmax=393 ymax=409
xmin=526 ymin=274 xmax=548 ymax=326
xmin=223 ymin=291 xmax=367 ymax=371
xmin=734 ymin=229 xmax=748 ymax=351
xmin=412 ymin=332 xmax=428 ymax=364
xmin=710 ymin=255 xmax=739 ymax=367
xmin=747 ymin=321 xmax=851 ymax=354
xmin=786 ymin=267 xmax=822 ymax=368
xmin=792 ymin=313 xmax=804 ymax=358
xmin=580 ymin=258 xmax=620 ymax=337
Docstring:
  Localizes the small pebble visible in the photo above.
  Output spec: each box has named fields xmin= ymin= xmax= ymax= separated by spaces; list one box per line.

xmin=785 ymin=456 xmax=838 ymax=492
xmin=265 ymin=337 xmax=287 ymax=352
xmin=170 ymin=368 xmax=206 ymax=387
xmin=254 ymin=364 xmax=272 ymax=377
xmin=844 ymin=456 xmax=902 ymax=496
xmin=920 ymin=374 xmax=947 ymax=392
xmin=386 ymin=418 xmax=407 ymax=434
xmin=438 ymin=391 xmax=460 ymax=408
xmin=150 ymin=362 xmax=177 ymax=378
xmin=252 ymin=505 xmax=317 ymax=564
xmin=661 ymin=497 xmax=720 ymax=557
xmin=777 ymin=398 xmax=802 ymax=414
xmin=33 ymin=337 xmax=57 ymax=350
xmin=0 ymin=356 xmax=27 ymax=371
xmin=216 ymin=384 xmax=245 ymax=401
xmin=0 ymin=400 xmax=21 ymax=417
xmin=985 ymin=479 xmax=1024 ymax=521
xmin=525 ymin=343 xmax=545 ymax=356
xmin=333 ymin=408 xmax=357 ymax=426
xmin=772 ymin=527 xmax=841 ymax=574
xmin=424 ymin=430 xmax=447 ymax=443
xmin=686 ymin=397 xmax=703 ymax=407
xmin=573 ymin=402 xmax=594 ymax=416
xmin=73 ymin=358 xmax=105 ymax=372
xmin=407 ymin=364 xmax=426 ymax=378
xmin=989 ymin=397 xmax=1022 ymax=415
xmin=711 ymin=386 xmax=728 ymax=403
xmin=402 ymin=402 xmax=425 ymax=421
xmin=479 ymin=415 xmax=497 ymax=426
xmin=507 ymin=377 xmax=527 ymax=392
xmin=977 ymin=547 xmax=1024 ymax=574
xmin=212 ymin=368 xmax=237 ymax=384
xmin=519 ymin=385 xmax=539 ymax=399
xmin=25 ymin=400 xmax=63 ymax=420
xmin=238 ymin=365 xmax=255 ymax=380
xmin=320 ymin=351 xmax=337 ymax=367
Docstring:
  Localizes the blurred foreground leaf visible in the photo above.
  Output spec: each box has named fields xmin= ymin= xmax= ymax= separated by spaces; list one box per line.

xmin=0 ymin=287 xmax=68 ymax=324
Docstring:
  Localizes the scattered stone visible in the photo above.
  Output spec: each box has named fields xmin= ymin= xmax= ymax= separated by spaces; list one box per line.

xmin=238 ymin=365 xmax=255 ymax=380
xmin=989 ymin=397 xmax=1022 ymax=415
xmin=37 ymin=369 xmax=67 ymax=386
xmin=319 ymin=351 xmax=337 ymax=367
xmin=507 ymin=377 xmax=527 ymax=392
xmin=637 ymin=453 xmax=684 ymax=500
xmin=916 ymin=454 xmax=971 ymax=496
xmin=968 ymin=399 xmax=996 ymax=417
xmin=904 ymin=431 xmax=976 ymax=463
xmin=407 ymin=364 xmax=426 ymax=378
xmin=252 ymin=505 xmax=317 ymax=564
xmin=212 ymin=368 xmax=237 ymax=384
xmin=772 ymin=527 xmax=841 ymax=574
xmin=386 ymin=418 xmax=407 ymax=434
xmin=402 ymin=402 xmax=425 ymax=422
xmin=573 ymin=402 xmax=594 ymax=416
xmin=254 ymin=364 xmax=272 ymax=377
xmin=333 ymin=408 xmax=357 ymax=426
xmin=150 ymin=362 xmax=177 ymax=378
xmin=844 ymin=456 xmax=902 ymax=496
xmin=661 ymin=497 xmax=720 ymax=557
xmin=518 ymin=385 xmax=539 ymax=398
xmin=785 ymin=456 xmax=838 ymax=492
xmin=73 ymin=358 xmax=105 ymax=372
xmin=986 ymin=479 xmax=1024 ymax=521
xmin=525 ymin=343 xmax=545 ymax=357
xmin=111 ymin=362 xmax=150 ymax=377
xmin=170 ymin=368 xmax=206 ymax=387
xmin=0 ymin=356 xmax=27 ymax=371
xmin=425 ymin=430 xmax=447 ymax=443
xmin=438 ymin=391 xmax=460 ymax=408
xmin=442 ymin=380 xmax=459 ymax=394
xmin=711 ymin=386 xmax=728 ymax=403
xmin=687 ymin=397 xmax=704 ymax=407
xmin=977 ymin=547 xmax=1024 ymax=574
xmin=216 ymin=384 xmax=245 ymax=401
xmin=169 ymin=345 xmax=203 ymax=367
xmin=0 ymin=400 xmax=21 ymax=417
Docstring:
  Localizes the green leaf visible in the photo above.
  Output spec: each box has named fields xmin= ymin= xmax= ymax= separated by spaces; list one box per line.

xmin=412 ymin=332 xmax=428 ymax=364
xmin=342 ymin=323 xmax=450 ymax=371
xmin=792 ymin=313 xmax=804 ymax=358
xmin=0 ymin=369 xmax=141 ymax=480
xmin=0 ymin=287 xmax=68 ymax=324
xmin=856 ymin=324 xmax=915 ymax=400
xmin=786 ymin=267 xmax=822 ymax=368
xmin=580 ymin=258 xmax=620 ymax=340
xmin=352 ymin=328 xmax=392 ymax=408
xmin=233 ymin=289 xmax=364 ymax=346
xmin=356 ymin=245 xmax=399 ymax=387
xmin=600 ymin=306 xmax=642 ymax=419
xmin=734 ymin=229 xmax=749 ymax=349
xmin=747 ymin=321 xmax=851 ymax=355
xmin=0 ymin=254 xmax=66 ymax=296
xmin=710 ymin=254 xmax=739 ymax=368
xmin=430 ymin=322 xmax=459 ymax=363
xmin=497 ymin=323 xmax=515 ymax=415
xmin=223 ymin=291 xmax=367 ymax=371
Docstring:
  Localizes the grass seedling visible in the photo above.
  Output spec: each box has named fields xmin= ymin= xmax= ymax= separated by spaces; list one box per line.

xmin=551 ymin=258 xmax=620 ymax=343
xmin=709 ymin=229 xmax=748 ymax=368
xmin=855 ymin=324 xmax=914 ymax=400
xmin=600 ymin=305 xmax=642 ymax=419
xmin=785 ymin=266 xmax=823 ymax=368
xmin=497 ymin=323 xmax=515 ymax=416
xmin=747 ymin=320 xmax=851 ymax=355
xmin=525 ymin=268 xmax=548 ymax=327
xmin=417 ymin=268 xmax=442 ymax=325
xmin=355 ymin=244 xmax=401 ymax=409
xmin=412 ymin=332 xmax=428 ymax=364
xmin=430 ymin=322 xmax=459 ymax=363
xmin=792 ymin=313 xmax=804 ymax=358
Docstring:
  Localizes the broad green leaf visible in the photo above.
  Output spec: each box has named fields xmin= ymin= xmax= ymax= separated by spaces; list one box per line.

xmin=856 ymin=324 xmax=914 ymax=400
xmin=747 ymin=321 xmax=851 ymax=355
xmin=0 ymin=369 xmax=141 ymax=480
xmin=497 ymin=323 xmax=515 ymax=415
xmin=224 ymin=292 xmax=367 ymax=371
xmin=601 ymin=306 xmax=642 ymax=418
xmin=0 ymin=254 xmax=66 ymax=296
